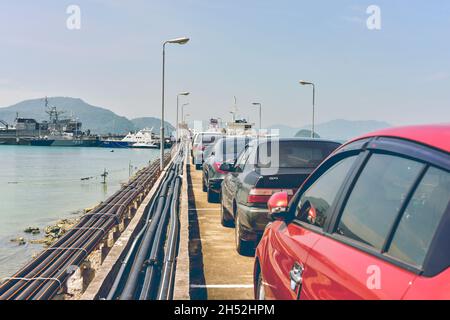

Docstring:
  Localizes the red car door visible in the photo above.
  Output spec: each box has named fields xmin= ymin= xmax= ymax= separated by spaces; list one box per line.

xmin=302 ymin=237 xmax=417 ymax=299
xmin=261 ymin=154 xmax=360 ymax=300
xmin=301 ymin=153 xmax=427 ymax=299
xmin=261 ymin=221 xmax=321 ymax=300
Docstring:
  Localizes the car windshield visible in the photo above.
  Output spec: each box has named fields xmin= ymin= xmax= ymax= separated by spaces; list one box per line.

xmin=202 ymin=134 xmax=221 ymax=144
xmin=216 ymin=138 xmax=250 ymax=156
xmin=257 ymin=140 xmax=341 ymax=168
xmin=194 ymin=133 xmax=221 ymax=145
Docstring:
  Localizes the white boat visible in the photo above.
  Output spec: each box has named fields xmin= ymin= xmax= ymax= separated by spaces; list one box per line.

xmin=126 ymin=128 xmax=159 ymax=149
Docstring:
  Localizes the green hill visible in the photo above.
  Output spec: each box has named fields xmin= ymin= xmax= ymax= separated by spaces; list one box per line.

xmin=131 ymin=117 xmax=175 ymax=135
xmin=0 ymin=97 xmax=173 ymax=135
xmin=295 ymin=129 xmax=320 ymax=138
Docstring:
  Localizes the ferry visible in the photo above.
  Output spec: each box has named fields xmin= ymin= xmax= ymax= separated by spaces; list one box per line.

xmin=129 ymin=128 xmax=159 ymax=149
xmin=100 ymin=128 xmax=159 ymax=149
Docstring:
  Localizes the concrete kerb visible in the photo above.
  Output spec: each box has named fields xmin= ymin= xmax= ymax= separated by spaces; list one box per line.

xmin=173 ymin=144 xmax=190 ymax=300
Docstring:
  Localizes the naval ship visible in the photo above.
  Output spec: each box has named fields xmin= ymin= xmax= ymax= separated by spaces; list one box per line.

xmin=0 ymin=98 xmax=101 ymax=147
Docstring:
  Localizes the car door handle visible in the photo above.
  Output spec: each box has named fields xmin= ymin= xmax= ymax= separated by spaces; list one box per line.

xmin=290 ymin=262 xmax=304 ymax=291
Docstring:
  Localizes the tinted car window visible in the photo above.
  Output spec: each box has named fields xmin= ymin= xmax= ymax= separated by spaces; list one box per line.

xmin=388 ymin=167 xmax=450 ymax=268
xmin=336 ymin=154 xmax=425 ymax=250
xmin=217 ymin=138 xmax=250 ymax=155
xmin=194 ymin=133 xmax=221 ymax=145
xmin=296 ymin=155 xmax=358 ymax=229
xmin=202 ymin=134 xmax=220 ymax=144
xmin=235 ymin=147 xmax=252 ymax=171
xmin=258 ymin=140 xmax=340 ymax=168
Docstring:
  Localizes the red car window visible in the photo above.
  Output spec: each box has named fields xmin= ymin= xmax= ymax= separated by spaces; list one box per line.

xmin=336 ymin=154 xmax=425 ymax=250
xmin=296 ymin=155 xmax=358 ymax=229
xmin=388 ymin=167 xmax=450 ymax=268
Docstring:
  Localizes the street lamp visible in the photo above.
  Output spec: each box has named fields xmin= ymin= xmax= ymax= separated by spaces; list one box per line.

xmin=252 ymin=102 xmax=262 ymax=131
xmin=184 ymin=113 xmax=191 ymax=123
xmin=177 ymin=92 xmax=190 ymax=142
xmin=161 ymin=37 xmax=190 ymax=170
xmin=299 ymin=80 xmax=316 ymax=138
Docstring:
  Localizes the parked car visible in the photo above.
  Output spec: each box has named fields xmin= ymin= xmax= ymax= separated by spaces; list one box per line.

xmin=255 ymin=124 xmax=450 ymax=300
xmin=202 ymin=136 xmax=253 ymax=203
xmin=191 ymin=132 xmax=223 ymax=170
xmin=221 ymin=138 xmax=341 ymax=255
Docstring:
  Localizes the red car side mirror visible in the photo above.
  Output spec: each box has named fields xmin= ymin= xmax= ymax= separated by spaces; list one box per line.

xmin=267 ymin=191 xmax=289 ymax=221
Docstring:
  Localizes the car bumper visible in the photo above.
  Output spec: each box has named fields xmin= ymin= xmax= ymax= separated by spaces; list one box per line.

xmin=237 ymin=204 xmax=271 ymax=241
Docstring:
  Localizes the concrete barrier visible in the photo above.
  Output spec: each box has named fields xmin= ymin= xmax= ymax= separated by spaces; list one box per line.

xmin=173 ymin=145 xmax=190 ymax=300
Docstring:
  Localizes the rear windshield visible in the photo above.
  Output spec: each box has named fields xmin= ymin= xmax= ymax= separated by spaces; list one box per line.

xmin=257 ymin=140 xmax=341 ymax=168
xmin=215 ymin=138 xmax=251 ymax=156
xmin=194 ymin=134 xmax=221 ymax=144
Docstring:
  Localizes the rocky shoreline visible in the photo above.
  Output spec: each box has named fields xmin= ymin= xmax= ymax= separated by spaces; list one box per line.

xmin=9 ymin=204 xmax=100 ymax=248
xmin=10 ymin=218 xmax=80 ymax=247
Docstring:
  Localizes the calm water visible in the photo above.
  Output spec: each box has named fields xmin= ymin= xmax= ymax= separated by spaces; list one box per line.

xmin=0 ymin=145 xmax=158 ymax=278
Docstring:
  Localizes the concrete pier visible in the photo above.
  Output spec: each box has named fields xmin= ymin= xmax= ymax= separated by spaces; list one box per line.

xmin=184 ymin=163 xmax=254 ymax=300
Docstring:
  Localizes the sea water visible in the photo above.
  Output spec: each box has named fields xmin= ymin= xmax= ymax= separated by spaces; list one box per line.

xmin=0 ymin=145 xmax=158 ymax=278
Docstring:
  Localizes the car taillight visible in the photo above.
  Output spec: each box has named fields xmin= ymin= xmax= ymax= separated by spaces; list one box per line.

xmin=213 ymin=162 xmax=226 ymax=174
xmin=248 ymin=188 xmax=294 ymax=204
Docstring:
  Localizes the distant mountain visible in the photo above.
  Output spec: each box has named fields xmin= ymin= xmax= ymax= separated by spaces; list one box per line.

xmin=131 ymin=117 xmax=174 ymax=134
xmin=0 ymin=97 xmax=174 ymax=135
xmin=271 ymin=120 xmax=391 ymax=141
xmin=295 ymin=129 xmax=320 ymax=138
xmin=267 ymin=124 xmax=299 ymax=137
xmin=303 ymin=120 xmax=391 ymax=141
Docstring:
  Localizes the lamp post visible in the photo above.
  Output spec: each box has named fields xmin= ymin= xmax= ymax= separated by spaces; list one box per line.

xmin=161 ymin=37 xmax=190 ymax=170
xmin=252 ymin=102 xmax=262 ymax=131
xmin=299 ymin=80 xmax=316 ymax=138
xmin=177 ymin=92 xmax=190 ymax=142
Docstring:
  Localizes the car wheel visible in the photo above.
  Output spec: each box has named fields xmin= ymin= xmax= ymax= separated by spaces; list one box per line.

xmin=221 ymin=199 xmax=234 ymax=227
xmin=256 ymin=270 xmax=266 ymax=300
xmin=235 ymin=213 xmax=252 ymax=256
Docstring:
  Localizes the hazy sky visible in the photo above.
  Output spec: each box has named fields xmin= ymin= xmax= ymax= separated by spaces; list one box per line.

xmin=0 ymin=0 xmax=449 ymax=128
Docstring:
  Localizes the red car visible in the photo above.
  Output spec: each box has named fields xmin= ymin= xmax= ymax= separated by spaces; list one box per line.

xmin=255 ymin=124 xmax=450 ymax=300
